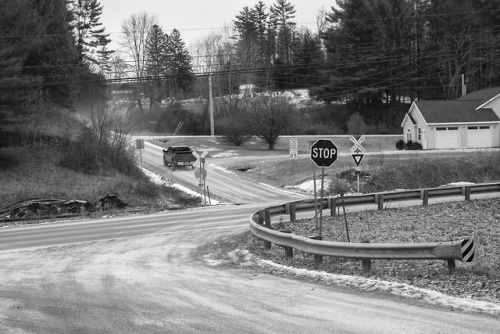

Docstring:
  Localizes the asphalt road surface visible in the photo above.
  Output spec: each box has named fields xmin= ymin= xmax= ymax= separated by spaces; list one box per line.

xmin=142 ymin=141 xmax=307 ymax=204
xmin=1 ymin=144 xmax=500 ymax=333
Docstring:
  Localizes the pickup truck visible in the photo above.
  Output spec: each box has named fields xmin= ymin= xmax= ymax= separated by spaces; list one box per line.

xmin=163 ymin=146 xmax=197 ymax=170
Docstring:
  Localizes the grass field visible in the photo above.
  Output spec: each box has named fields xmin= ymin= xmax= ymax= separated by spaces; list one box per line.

xmin=150 ymin=135 xmax=500 ymax=195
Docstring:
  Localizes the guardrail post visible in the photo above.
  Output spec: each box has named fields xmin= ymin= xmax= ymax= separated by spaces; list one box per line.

xmin=264 ymin=209 xmax=272 ymax=249
xmin=361 ymin=240 xmax=371 ymax=272
xmin=464 ymin=186 xmax=471 ymax=201
xmin=447 ymin=260 xmax=456 ymax=273
xmin=423 ymin=189 xmax=429 ymax=206
xmin=280 ymin=229 xmax=293 ymax=258
xmin=314 ymin=254 xmax=322 ymax=267
xmin=289 ymin=203 xmax=296 ymax=222
xmin=328 ymin=197 xmax=336 ymax=216
xmin=377 ymin=194 xmax=384 ymax=210
xmin=258 ymin=210 xmax=264 ymax=224
xmin=308 ymin=236 xmax=323 ymax=268
xmin=264 ymin=209 xmax=271 ymax=228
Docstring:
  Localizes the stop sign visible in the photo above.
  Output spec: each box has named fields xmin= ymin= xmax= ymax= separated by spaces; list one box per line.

xmin=310 ymin=139 xmax=338 ymax=167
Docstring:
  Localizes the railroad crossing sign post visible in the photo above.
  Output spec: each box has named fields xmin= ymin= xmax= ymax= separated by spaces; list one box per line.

xmin=193 ymin=150 xmax=209 ymax=205
xmin=136 ymin=139 xmax=144 ymax=169
xmin=310 ymin=139 xmax=338 ymax=238
xmin=350 ymin=135 xmax=365 ymax=193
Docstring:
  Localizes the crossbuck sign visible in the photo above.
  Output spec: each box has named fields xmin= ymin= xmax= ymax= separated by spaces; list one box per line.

xmin=349 ymin=135 xmax=365 ymax=153
xmin=350 ymin=135 xmax=365 ymax=167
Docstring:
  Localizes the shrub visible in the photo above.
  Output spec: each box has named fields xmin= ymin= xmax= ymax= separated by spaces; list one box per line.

xmin=395 ymin=139 xmax=405 ymax=150
xmin=406 ymin=140 xmax=423 ymax=150
xmin=216 ymin=116 xmax=253 ymax=146
xmin=395 ymin=140 xmax=423 ymax=150
xmin=59 ymin=126 xmax=141 ymax=177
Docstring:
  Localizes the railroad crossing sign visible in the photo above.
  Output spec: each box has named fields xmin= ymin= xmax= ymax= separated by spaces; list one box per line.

xmin=310 ymin=139 xmax=338 ymax=167
xmin=350 ymin=135 xmax=365 ymax=153
xmin=350 ymin=135 xmax=365 ymax=167
xmin=192 ymin=150 xmax=209 ymax=162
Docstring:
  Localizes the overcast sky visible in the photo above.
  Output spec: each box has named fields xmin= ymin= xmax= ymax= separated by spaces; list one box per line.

xmin=100 ymin=0 xmax=337 ymax=49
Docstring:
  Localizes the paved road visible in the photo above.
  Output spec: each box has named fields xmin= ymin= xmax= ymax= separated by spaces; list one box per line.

xmin=2 ymin=206 xmax=500 ymax=333
xmin=1 ymin=144 xmax=500 ymax=333
xmin=142 ymin=141 xmax=307 ymax=204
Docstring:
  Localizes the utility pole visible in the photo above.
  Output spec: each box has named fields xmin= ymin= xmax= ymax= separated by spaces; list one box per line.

xmin=462 ymin=74 xmax=467 ymax=96
xmin=209 ymin=73 xmax=215 ymax=136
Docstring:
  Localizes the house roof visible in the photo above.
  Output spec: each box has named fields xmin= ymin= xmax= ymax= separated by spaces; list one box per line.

xmin=400 ymin=112 xmax=416 ymax=127
xmin=415 ymin=100 xmax=500 ymax=123
xmin=457 ymin=86 xmax=500 ymax=106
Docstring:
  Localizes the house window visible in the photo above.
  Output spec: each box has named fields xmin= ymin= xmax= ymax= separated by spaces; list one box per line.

xmin=479 ymin=126 xmax=490 ymax=129
xmin=436 ymin=127 xmax=446 ymax=131
xmin=406 ymin=129 xmax=411 ymax=142
xmin=418 ymin=128 xmax=422 ymax=140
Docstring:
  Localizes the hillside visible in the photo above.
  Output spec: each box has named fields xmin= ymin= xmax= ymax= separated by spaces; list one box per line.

xmin=0 ymin=107 xmax=199 ymax=213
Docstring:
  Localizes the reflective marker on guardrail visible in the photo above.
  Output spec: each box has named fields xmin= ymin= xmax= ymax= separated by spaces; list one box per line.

xmin=461 ymin=238 xmax=475 ymax=262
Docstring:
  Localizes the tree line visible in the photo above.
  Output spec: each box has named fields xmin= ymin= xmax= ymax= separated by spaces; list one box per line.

xmin=187 ymin=0 xmax=500 ymax=136
xmin=195 ymin=0 xmax=500 ymax=104
xmin=0 ymin=0 xmax=110 ymax=108
xmin=3 ymin=0 xmax=500 ymax=142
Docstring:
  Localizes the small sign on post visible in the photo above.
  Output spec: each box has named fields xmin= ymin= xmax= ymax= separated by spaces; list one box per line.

xmin=290 ymin=137 xmax=298 ymax=159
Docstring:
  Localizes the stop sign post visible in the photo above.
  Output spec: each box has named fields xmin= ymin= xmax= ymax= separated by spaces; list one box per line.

xmin=310 ymin=139 xmax=338 ymax=167
xmin=309 ymin=139 xmax=338 ymax=240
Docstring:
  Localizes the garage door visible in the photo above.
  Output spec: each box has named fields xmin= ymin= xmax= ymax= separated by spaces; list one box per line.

xmin=435 ymin=127 xmax=460 ymax=149
xmin=467 ymin=126 xmax=492 ymax=148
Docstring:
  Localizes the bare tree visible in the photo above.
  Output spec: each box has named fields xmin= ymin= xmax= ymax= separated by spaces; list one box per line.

xmin=109 ymin=52 xmax=129 ymax=80
xmin=120 ymin=12 xmax=158 ymax=109
xmin=245 ymin=96 xmax=298 ymax=149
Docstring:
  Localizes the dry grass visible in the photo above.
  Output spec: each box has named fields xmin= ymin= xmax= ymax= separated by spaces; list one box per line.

xmin=0 ymin=144 xmax=198 ymax=210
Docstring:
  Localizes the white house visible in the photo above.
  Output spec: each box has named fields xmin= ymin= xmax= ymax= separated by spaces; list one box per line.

xmin=401 ymin=87 xmax=500 ymax=149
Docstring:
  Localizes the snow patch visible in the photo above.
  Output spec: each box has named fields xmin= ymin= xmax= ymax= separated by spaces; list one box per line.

xmin=211 ymin=150 xmax=238 ymax=158
xmin=286 ymin=179 xmax=331 ymax=193
xmin=211 ymin=165 xmax=237 ymax=176
xmin=141 ymin=167 xmax=219 ymax=205
xmin=257 ymin=259 xmax=500 ymax=316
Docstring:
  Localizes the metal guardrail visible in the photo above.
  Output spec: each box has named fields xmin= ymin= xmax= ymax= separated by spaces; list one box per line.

xmin=248 ymin=182 xmax=500 ymax=271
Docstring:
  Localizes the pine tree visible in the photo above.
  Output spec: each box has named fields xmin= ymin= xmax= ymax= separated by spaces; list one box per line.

xmin=167 ymin=29 xmax=194 ymax=96
xmin=270 ymin=0 xmax=296 ymax=65
xmin=316 ymin=0 xmax=393 ymax=104
xmin=145 ymin=24 xmax=167 ymax=106
xmin=70 ymin=0 xmax=113 ymax=67
xmin=291 ymin=28 xmax=324 ymax=88
xmin=0 ymin=0 xmax=41 ymax=105
xmin=270 ymin=0 xmax=297 ymax=89
xmin=21 ymin=0 xmax=81 ymax=105
xmin=233 ymin=6 xmax=259 ymax=85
